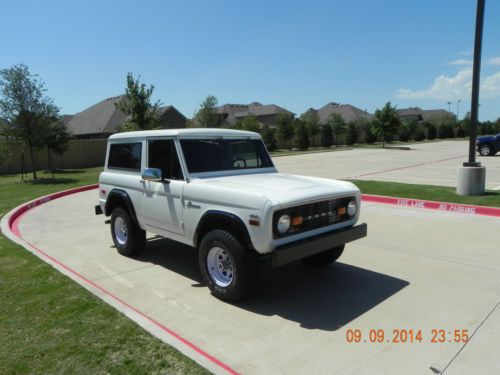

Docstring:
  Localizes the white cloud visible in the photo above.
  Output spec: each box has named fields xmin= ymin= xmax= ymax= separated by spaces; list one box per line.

xmin=482 ymin=71 xmax=500 ymax=97
xmin=396 ymin=69 xmax=500 ymax=100
xmin=487 ymin=57 xmax=500 ymax=65
xmin=446 ymin=59 xmax=472 ymax=66
xmin=397 ymin=69 xmax=472 ymax=100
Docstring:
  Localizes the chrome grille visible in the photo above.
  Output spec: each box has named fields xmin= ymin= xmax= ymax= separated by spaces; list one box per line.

xmin=273 ymin=197 xmax=353 ymax=238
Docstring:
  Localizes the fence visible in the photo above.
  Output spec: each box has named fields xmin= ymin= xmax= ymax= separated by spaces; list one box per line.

xmin=0 ymin=139 xmax=107 ymax=175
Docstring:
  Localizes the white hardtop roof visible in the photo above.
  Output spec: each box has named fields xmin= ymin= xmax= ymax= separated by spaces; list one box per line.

xmin=109 ymin=128 xmax=260 ymax=140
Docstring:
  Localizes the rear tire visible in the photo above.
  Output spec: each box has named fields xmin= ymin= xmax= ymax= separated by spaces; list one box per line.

xmin=110 ymin=207 xmax=145 ymax=256
xmin=302 ymin=245 xmax=344 ymax=266
xmin=478 ymin=144 xmax=493 ymax=156
xmin=199 ymin=229 xmax=258 ymax=302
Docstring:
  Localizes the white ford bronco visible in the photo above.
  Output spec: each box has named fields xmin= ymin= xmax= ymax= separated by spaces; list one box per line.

xmin=96 ymin=129 xmax=367 ymax=301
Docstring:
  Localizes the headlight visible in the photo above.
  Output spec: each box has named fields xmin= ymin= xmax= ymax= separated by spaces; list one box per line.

xmin=277 ymin=214 xmax=291 ymax=233
xmin=347 ymin=199 xmax=357 ymax=217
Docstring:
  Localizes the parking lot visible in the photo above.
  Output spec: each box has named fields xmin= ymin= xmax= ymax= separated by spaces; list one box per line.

xmin=275 ymin=140 xmax=500 ymax=189
xmin=11 ymin=187 xmax=500 ymax=374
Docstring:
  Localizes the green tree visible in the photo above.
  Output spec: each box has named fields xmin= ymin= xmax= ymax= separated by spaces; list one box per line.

xmin=320 ymin=123 xmax=333 ymax=147
xmin=237 ymin=116 xmax=260 ymax=132
xmin=460 ymin=112 xmax=471 ymax=136
xmin=345 ymin=122 xmax=358 ymax=145
xmin=276 ymin=113 xmax=294 ymax=149
xmin=426 ymin=123 xmax=437 ymax=140
xmin=328 ymin=113 xmax=347 ymax=146
xmin=45 ymin=119 xmax=71 ymax=175
xmin=365 ymin=127 xmax=377 ymax=144
xmin=478 ymin=121 xmax=494 ymax=135
xmin=438 ymin=123 xmax=454 ymax=139
xmin=0 ymin=141 xmax=13 ymax=173
xmin=261 ymin=124 xmax=277 ymax=151
xmin=413 ymin=126 xmax=426 ymax=141
xmin=456 ymin=126 xmax=466 ymax=138
xmin=398 ymin=122 xmax=411 ymax=142
xmin=194 ymin=95 xmax=220 ymax=128
xmin=300 ymin=110 xmax=320 ymax=146
xmin=0 ymin=64 xmax=58 ymax=179
xmin=294 ymin=119 xmax=309 ymax=150
xmin=372 ymin=102 xmax=401 ymax=148
xmin=117 ymin=72 xmax=160 ymax=131
xmin=494 ymin=118 xmax=500 ymax=133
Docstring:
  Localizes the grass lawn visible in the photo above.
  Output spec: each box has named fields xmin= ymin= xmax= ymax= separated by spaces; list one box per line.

xmin=350 ymin=179 xmax=500 ymax=208
xmin=0 ymin=168 xmax=209 ymax=375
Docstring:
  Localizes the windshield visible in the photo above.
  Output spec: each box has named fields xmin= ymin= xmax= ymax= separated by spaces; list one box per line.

xmin=180 ymin=138 xmax=274 ymax=174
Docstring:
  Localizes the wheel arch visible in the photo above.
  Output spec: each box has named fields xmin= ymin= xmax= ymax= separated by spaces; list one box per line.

xmin=194 ymin=210 xmax=254 ymax=250
xmin=105 ymin=189 xmax=139 ymax=224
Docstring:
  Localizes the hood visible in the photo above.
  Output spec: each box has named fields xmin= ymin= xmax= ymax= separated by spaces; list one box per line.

xmin=478 ymin=135 xmax=497 ymax=141
xmin=192 ymin=172 xmax=359 ymax=207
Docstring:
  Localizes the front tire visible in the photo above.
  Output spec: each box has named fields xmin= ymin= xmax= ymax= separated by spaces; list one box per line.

xmin=199 ymin=230 xmax=258 ymax=302
xmin=110 ymin=207 xmax=145 ymax=256
xmin=478 ymin=144 xmax=493 ymax=156
xmin=302 ymin=245 xmax=344 ymax=266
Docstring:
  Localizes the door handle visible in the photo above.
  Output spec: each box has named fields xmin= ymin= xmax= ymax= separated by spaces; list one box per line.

xmin=187 ymin=201 xmax=201 ymax=209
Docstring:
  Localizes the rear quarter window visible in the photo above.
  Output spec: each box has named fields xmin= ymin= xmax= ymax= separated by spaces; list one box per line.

xmin=108 ymin=143 xmax=142 ymax=171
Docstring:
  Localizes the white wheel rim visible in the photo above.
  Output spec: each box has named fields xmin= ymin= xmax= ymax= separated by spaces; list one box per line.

xmin=207 ymin=247 xmax=234 ymax=287
xmin=114 ymin=216 xmax=128 ymax=246
xmin=480 ymin=146 xmax=490 ymax=155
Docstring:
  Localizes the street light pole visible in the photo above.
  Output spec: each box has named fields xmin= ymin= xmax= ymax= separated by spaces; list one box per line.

xmin=467 ymin=0 xmax=485 ymax=166
xmin=447 ymin=101 xmax=451 ymax=112
xmin=457 ymin=0 xmax=486 ymax=196
xmin=456 ymin=99 xmax=461 ymax=120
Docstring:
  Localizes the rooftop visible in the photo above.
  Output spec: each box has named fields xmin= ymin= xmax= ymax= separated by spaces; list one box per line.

xmin=109 ymin=128 xmax=260 ymax=140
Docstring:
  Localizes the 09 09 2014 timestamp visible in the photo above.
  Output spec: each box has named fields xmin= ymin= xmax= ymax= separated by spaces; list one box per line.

xmin=345 ymin=328 xmax=469 ymax=344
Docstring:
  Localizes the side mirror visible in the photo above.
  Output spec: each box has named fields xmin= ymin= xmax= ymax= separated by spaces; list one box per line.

xmin=142 ymin=168 xmax=163 ymax=182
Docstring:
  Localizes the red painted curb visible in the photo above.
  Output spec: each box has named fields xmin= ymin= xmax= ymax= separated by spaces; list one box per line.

xmin=5 ymin=184 xmax=240 ymax=375
xmin=362 ymin=194 xmax=500 ymax=217
xmin=7 ymin=184 xmax=99 ymax=231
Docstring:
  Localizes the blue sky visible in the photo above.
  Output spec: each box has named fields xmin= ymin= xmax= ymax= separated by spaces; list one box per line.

xmin=2 ymin=0 xmax=500 ymax=120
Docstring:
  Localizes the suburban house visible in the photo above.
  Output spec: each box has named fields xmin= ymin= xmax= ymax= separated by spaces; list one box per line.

xmin=216 ymin=102 xmax=295 ymax=128
xmin=396 ymin=107 xmax=455 ymax=123
xmin=304 ymin=102 xmax=373 ymax=124
xmin=64 ymin=95 xmax=187 ymax=139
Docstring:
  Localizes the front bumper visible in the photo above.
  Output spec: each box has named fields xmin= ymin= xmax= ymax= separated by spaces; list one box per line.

xmin=271 ymin=223 xmax=367 ymax=267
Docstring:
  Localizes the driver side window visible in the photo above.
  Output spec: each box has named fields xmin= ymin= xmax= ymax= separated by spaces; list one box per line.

xmin=148 ymin=139 xmax=184 ymax=180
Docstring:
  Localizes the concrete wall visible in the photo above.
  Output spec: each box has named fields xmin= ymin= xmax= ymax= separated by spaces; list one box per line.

xmin=0 ymin=139 xmax=107 ymax=175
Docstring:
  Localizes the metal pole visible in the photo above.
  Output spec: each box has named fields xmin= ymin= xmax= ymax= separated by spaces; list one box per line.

xmin=466 ymin=0 xmax=485 ymax=166
xmin=457 ymin=99 xmax=461 ymax=120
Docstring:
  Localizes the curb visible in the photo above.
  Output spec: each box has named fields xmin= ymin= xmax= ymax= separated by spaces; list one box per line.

xmin=0 ymin=184 xmax=239 ymax=375
xmin=361 ymin=194 xmax=500 ymax=217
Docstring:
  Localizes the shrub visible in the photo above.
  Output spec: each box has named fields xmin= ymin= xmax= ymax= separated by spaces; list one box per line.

xmin=427 ymin=123 xmax=437 ymax=140
xmin=261 ymin=124 xmax=277 ymax=151
xmin=413 ymin=127 xmax=425 ymax=141
xmin=320 ymin=124 xmax=333 ymax=147
xmin=456 ymin=126 xmax=466 ymax=138
xmin=438 ymin=124 xmax=454 ymax=139
xmin=365 ymin=127 xmax=376 ymax=144
xmin=345 ymin=122 xmax=358 ymax=145
xmin=294 ymin=120 xmax=309 ymax=150
xmin=398 ymin=123 xmax=411 ymax=142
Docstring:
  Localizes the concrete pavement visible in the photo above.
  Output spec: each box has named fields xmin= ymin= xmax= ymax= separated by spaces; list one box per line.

xmin=274 ymin=141 xmax=500 ymax=189
xmin=11 ymin=189 xmax=500 ymax=375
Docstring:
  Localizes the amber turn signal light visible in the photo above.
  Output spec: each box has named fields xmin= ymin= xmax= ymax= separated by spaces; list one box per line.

xmin=338 ymin=207 xmax=346 ymax=215
xmin=292 ymin=216 xmax=303 ymax=226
